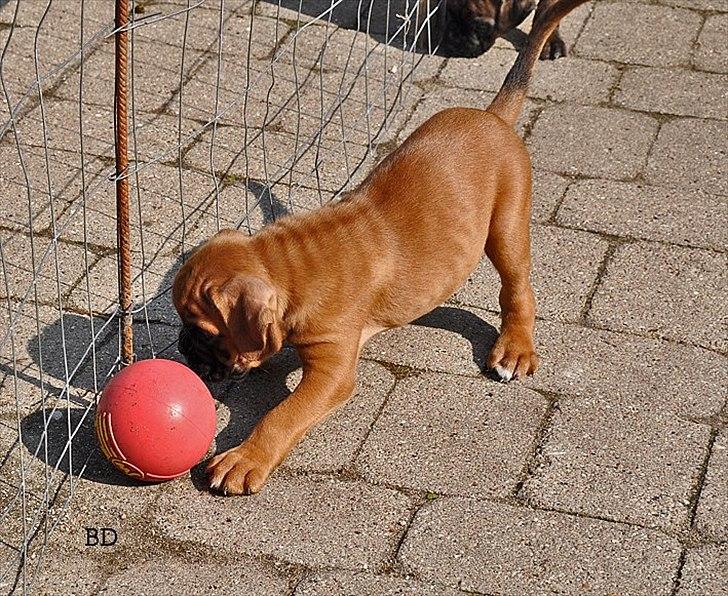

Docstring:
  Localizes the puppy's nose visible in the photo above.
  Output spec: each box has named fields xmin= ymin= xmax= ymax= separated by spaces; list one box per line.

xmin=193 ymin=362 xmax=211 ymax=379
xmin=209 ymin=368 xmax=229 ymax=383
xmin=229 ymin=369 xmax=248 ymax=381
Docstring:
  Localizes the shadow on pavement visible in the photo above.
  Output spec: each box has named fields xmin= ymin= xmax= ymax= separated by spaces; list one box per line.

xmin=413 ymin=305 xmax=500 ymax=374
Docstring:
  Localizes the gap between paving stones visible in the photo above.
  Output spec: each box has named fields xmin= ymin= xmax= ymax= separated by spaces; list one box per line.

xmin=669 ymin=427 xmax=721 ymax=596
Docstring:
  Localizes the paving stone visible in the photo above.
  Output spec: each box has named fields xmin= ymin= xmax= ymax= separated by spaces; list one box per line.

xmin=397 ymin=85 xmax=535 ymax=141
xmin=0 ymin=0 xmax=110 ymax=30
xmin=213 ymin=354 xmax=395 ymax=473
xmin=523 ymin=318 xmax=727 ymax=420
xmin=588 ymin=242 xmax=727 ymax=351
xmin=0 ymin=25 xmax=82 ymax=103
xmin=528 ymin=105 xmax=658 ymax=179
xmin=521 ymin=398 xmax=711 ymax=533
xmin=615 ymin=67 xmax=728 ymax=120
xmin=295 ymin=571 xmax=458 ymax=595
xmin=576 ymin=3 xmax=702 ymax=68
xmin=182 ymin=126 xmax=337 ymax=193
xmin=0 ymin=144 xmax=112 ymax=237
xmin=253 ymin=0 xmax=356 ymax=25
xmin=174 ymin=55 xmax=309 ymax=129
xmin=0 ymin=236 xmax=101 ymax=305
xmin=278 ymin=22 xmax=443 ymax=83
xmin=8 ymin=410 xmax=181 ymax=595
xmin=362 ymin=305 xmax=495 ymax=376
xmin=216 ymin=178 xmax=328 ymax=235
xmin=694 ymin=14 xmax=728 ymax=73
xmin=1 ymin=1 xmax=727 ymax=589
xmin=67 ymin=252 xmax=166 ymax=316
xmin=0 ymin=373 xmax=48 ymax=422
xmin=155 ymin=474 xmax=412 ymax=569
xmin=526 ymin=57 xmax=619 ymax=105
xmin=655 ymin=0 xmax=728 ymax=10
xmin=292 ymin=70 xmax=422 ymax=149
xmin=645 ymin=118 xmax=728 ymax=196
xmin=12 ymin=98 xmax=115 ymax=159
xmin=55 ymin=39 xmax=210 ymax=113
xmin=289 ymin=362 xmax=395 ymax=472
xmin=557 ymin=179 xmax=727 ymax=250
xmin=47 ymin=477 xmax=163 ymax=556
xmin=50 ymin=164 xmax=221 ymax=251
xmin=440 ymin=50 xmax=618 ymax=105
xmin=100 ymin=558 xmax=291 ymax=596
xmin=367 ymin=304 xmax=727 ymax=421
xmin=695 ymin=430 xmax=728 ymax=542
xmin=13 ymin=550 xmax=104 ymax=596
xmin=0 ymin=423 xmax=46 ymax=549
xmin=676 ymin=544 xmax=728 ymax=596
xmin=0 ymin=299 xmax=122 ymax=396
xmin=357 ymin=372 xmax=545 ymax=498
xmin=454 ymin=225 xmax=609 ymax=323
xmin=134 ymin=6 xmax=283 ymax=58
xmin=532 ymin=170 xmax=570 ymax=223
xmin=399 ymin=498 xmax=681 ymax=595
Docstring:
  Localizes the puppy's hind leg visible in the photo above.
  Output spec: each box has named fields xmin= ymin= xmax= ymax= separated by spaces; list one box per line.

xmin=485 ymin=183 xmax=539 ymax=382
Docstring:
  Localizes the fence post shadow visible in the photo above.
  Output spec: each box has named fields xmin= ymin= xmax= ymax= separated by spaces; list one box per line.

xmin=19 ymin=407 xmax=141 ymax=487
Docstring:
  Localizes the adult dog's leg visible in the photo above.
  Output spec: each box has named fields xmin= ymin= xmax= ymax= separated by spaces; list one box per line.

xmin=534 ymin=0 xmax=567 ymax=59
xmin=485 ymin=184 xmax=539 ymax=381
xmin=207 ymin=341 xmax=358 ymax=494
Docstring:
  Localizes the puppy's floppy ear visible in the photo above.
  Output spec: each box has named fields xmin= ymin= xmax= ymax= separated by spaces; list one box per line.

xmin=207 ymin=275 xmax=283 ymax=354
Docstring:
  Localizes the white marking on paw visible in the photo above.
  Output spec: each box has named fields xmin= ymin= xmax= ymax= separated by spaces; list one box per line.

xmin=494 ymin=365 xmax=513 ymax=382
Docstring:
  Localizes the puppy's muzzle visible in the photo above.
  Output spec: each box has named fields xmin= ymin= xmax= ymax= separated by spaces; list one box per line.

xmin=178 ymin=324 xmax=245 ymax=383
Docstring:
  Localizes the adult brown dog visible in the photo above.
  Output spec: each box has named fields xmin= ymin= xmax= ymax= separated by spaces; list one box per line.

xmin=173 ymin=0 xmax=588 ymax=495
xmin=423 ymin=0 xmax=571 ymax=59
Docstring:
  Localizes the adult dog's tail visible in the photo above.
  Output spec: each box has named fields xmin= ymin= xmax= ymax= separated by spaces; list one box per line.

xmin=486 ymin=0 xmax=589 ymax=127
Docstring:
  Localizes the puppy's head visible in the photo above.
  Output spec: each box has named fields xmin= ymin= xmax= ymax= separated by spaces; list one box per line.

xmin=431 ymin=0 xmax=535 ymax=57
xmin=172 ymin=233 xmax=284 ymax=382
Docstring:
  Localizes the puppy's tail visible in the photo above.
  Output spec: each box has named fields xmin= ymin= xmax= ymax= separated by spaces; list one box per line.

xmin=486 ymin=0 xmax=589 ymax=127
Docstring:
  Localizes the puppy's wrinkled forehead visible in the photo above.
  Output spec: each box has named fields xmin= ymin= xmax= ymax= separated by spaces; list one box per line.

xmin=172 ymin=252 xmax=222 ymax=334
xmin=173 ymin=231 xmax=255 ymax=332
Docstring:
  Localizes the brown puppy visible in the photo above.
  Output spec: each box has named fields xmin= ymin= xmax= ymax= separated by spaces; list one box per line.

xmin=423 ymin=0 xmax=569 ymax=59
xmin=173 ymin=0 xmax=588 ymax=496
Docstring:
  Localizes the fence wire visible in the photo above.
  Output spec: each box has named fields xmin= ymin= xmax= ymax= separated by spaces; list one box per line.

xmin=0 ymin=0 xmax=441 ymax=592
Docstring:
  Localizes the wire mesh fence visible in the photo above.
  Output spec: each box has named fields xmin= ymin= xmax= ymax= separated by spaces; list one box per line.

xmin=0 ymin=0 xmax=441 ymax=592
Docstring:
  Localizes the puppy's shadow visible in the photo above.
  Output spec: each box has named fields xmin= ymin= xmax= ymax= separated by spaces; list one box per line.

xmin=191 ymin=305 xmax=501 ymax=489
xmin=189 ymin=347 xmax=302 ymax=490
xmin=412 ymin=305 xmax=500 ymax=375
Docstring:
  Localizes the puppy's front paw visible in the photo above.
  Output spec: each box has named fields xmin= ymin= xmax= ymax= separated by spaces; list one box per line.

xmin=206 ymin=443 xmax=273 ymax=495
xmin=487 ymin=331 xmax=539 ymax=382
xmin=540 ymin=35 xmax=567 ymax=60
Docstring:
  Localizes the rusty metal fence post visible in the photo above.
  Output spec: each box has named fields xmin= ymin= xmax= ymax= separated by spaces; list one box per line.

xmin=114 ymin=0 xmax=134 ymax=364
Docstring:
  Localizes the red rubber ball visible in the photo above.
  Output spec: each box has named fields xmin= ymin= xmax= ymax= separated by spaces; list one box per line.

xmin=95 ymin=359 xmax=216 ymax=482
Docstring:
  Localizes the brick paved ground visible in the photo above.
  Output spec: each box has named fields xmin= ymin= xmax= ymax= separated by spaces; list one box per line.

xmin=0 ymin=1 xmax=726 ymax=595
